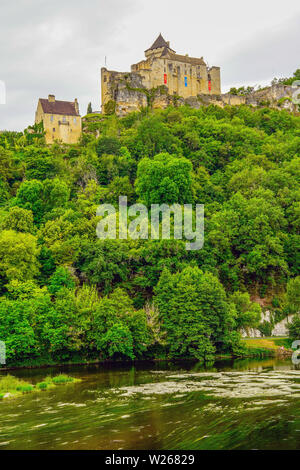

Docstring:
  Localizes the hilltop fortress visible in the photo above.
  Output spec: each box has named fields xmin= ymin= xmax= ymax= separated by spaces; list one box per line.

xmin=101 ymin=34 xmax=297 ymax=116
xmin=33 ymin=34 xmax=297 ymax=144
xmin=101 ymin=34 xmax=221 ymax=116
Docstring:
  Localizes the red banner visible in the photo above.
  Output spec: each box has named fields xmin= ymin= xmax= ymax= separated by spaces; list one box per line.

xmin=208 ymin=80 xmax=212 ymax=92
xmin=164 ymin=74 xmax=167 ymax=84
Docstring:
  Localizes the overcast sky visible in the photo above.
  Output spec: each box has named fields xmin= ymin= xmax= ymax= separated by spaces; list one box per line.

xmin=0 ymin=0 xmax=299 ymax=131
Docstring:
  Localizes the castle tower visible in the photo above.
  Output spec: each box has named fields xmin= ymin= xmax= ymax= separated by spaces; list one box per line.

xmin=144 ymin=33 xmax=176 ymax=58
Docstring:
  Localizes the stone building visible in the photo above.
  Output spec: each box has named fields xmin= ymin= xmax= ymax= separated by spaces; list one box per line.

xmin=35 ymin=95 xmax=82 ymax=144
xmin=101 ymin=34 xmax=221 ymax=115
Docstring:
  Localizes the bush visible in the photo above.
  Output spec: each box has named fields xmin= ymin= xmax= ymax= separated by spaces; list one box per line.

xmin=258 ymin=321 xmax=273 ymax=337
xmin=52 ymin=374 xmax=74 ymax=384
xmin=36 ymin=382 xmax=48 ymax=390
xmin=16 ymin=385 xmax=34 ymax=393
xmin=0 ymin=374 xmax=28 ymax=393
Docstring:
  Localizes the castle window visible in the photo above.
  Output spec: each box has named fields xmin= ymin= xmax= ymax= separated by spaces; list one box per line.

xmin=53 ymin=128 xmax=55 ymax=132
xmin=63 ymin=116 xmax=67 ymax=123
xmin=168 ymin=63 xmax=172 ymax=71
xmin=104 ymin=76 xmax=107 ymax=82
xmin=50 ymin=115 xmax=54 ymax=122
xmin=73 ymin=118 xmax=77 ymax=124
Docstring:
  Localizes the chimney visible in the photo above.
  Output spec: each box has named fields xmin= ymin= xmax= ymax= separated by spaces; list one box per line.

xmin=48 ymin=94 xmax=55 ymax=102
xmin=74 ymin=98 xmax=79 ymax=114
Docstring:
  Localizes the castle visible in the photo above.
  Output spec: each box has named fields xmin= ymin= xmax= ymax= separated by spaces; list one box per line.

xmin=101 ymin=34 xmax=221 ymax=116
xmin=33 ymin=34 xmax=297 ymax=144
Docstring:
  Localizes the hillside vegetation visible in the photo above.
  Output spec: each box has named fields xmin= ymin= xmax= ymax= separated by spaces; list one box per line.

xmin=0 ymin=104 xmax=299 ymax=365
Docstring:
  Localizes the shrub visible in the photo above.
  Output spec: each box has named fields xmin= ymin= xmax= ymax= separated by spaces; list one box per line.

xmin=52 ymin=374 xmax=74 ymax=384
xmin=258 ymin=321 xmax=273 ymax=337
xmin=17 ymin=385 xmax=34 ymax=393
xmin=0 ymin=375 xmax=28 ymax=393
xmin=36 ymin=382 xmax=48 ymax=390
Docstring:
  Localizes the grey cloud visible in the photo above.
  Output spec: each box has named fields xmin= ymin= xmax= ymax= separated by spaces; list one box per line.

xmin=0 ymin=1 xmax=299 ymax=130
xmin=220 ymin=14 xmax=300 ymax=91
xmin=0 ymin=0 xmax=136 ymax=130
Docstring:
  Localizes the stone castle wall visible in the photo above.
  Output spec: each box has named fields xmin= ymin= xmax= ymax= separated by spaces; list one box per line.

xmin=101 ymin=70 xmax=297 ymax=117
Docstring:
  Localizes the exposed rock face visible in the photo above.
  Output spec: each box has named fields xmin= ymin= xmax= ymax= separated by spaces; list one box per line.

xmin=240 ymin=311 xmax=295 ymax=338
xmin=272 ymin=315 xmax=294 ymax=336
xmin=245 ymin=85 xmax=297 ymax=112
xmin=101 ymin=75 xmax=298 ymax=116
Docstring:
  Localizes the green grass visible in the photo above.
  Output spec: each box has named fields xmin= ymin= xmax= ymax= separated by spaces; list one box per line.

xmin=0 ymin=375 xmax=29 ymax=394
xmin=16 ymin=385 xmax=34 ymax=393
xmin=36 ymin=382 xmax=48 ymax=390
xmin=52 ymin=374 xmax=75 ymax=384
xmin=241 ymin=337 xmax=292 ymax=357
xmin=242 ymin=337 xmax=290 ymax=350
xmin=273 ymin=338 xmax=293 ymax=349
xmin=0 ymin=374 xmax=80 ymax=400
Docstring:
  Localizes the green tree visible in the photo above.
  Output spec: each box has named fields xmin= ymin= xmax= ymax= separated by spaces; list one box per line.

xmin=0 ymin=299 xmax=36 ymax=360
xmin=87 ymin=102 xmax=93 ymax=114
xmin=98 ymin=324 xmax=134 ymax=360
xmin=288 ymin=315 xmax=300 ymax=341
xmin=286 ymin=277 xmax=300 ymax=314
xmin=92 ymin=288 xmax=149 ymax=359
xmin=2 ymin=207 xmax=34 ymax=233
xmin=155 ymin=267 xmax=238 ymax=361
xmin=48 ymin=266 xmax=76 ymax=295
xmin=0 ymin=230 xmax=40 ymax=282
xmin=135 ymin=153 xmax=193 ymax=205
xmin=230 ymin=291 xmax=261 ymax=329
xmin=14 ymin=180 xmax=44 ymax=223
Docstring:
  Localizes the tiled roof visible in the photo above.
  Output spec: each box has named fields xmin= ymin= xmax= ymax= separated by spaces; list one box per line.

xmin=162 ymin=51 xmax=206 ymax=66
xmin=146 ymin=33 xmax=172 ymax=52
xmin=39 ymin=99 xmax=79 ymax=116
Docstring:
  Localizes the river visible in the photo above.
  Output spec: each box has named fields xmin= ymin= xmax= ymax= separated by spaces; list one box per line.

xmin=1 ymin=357 xmax=300 ymax=450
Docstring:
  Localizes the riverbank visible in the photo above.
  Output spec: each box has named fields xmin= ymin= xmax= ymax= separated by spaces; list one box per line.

xmin=0 ymin=338 xmax=293 ymax=372
xmin=241 ymin=337 xmax=293 ymax=357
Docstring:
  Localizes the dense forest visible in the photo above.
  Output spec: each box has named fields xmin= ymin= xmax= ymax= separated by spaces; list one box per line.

xmin=0 ymin=103 xmax=299 ymax=366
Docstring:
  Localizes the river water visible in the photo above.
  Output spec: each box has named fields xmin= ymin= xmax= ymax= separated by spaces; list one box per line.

xmin=1 ymin=358 xmax=300 ymax=450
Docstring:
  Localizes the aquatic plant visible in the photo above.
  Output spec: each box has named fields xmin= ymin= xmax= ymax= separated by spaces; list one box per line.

xmin=52 ymin=374 xmax=75 ymax=384
xmin=16 ymin=384 xmax=34 ymax=393
xmin=36 ymin=382 xmax=48 ymax=390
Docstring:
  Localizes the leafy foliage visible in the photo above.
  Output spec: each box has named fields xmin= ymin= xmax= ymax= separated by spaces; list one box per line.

xmin=0 ymin=102 xmax=299 ymax=364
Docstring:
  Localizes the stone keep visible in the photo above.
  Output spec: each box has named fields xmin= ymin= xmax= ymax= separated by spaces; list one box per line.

xmin=101 ymin=34 xmax=221 ymax=116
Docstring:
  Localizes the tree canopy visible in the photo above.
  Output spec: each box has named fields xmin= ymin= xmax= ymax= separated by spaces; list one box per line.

xmin=0 ymin=101 xmax=299 ymax=364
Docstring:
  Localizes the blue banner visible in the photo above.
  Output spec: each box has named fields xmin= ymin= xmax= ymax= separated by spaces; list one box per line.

xmin=184 ymin=76 xmax=188 ymax=87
